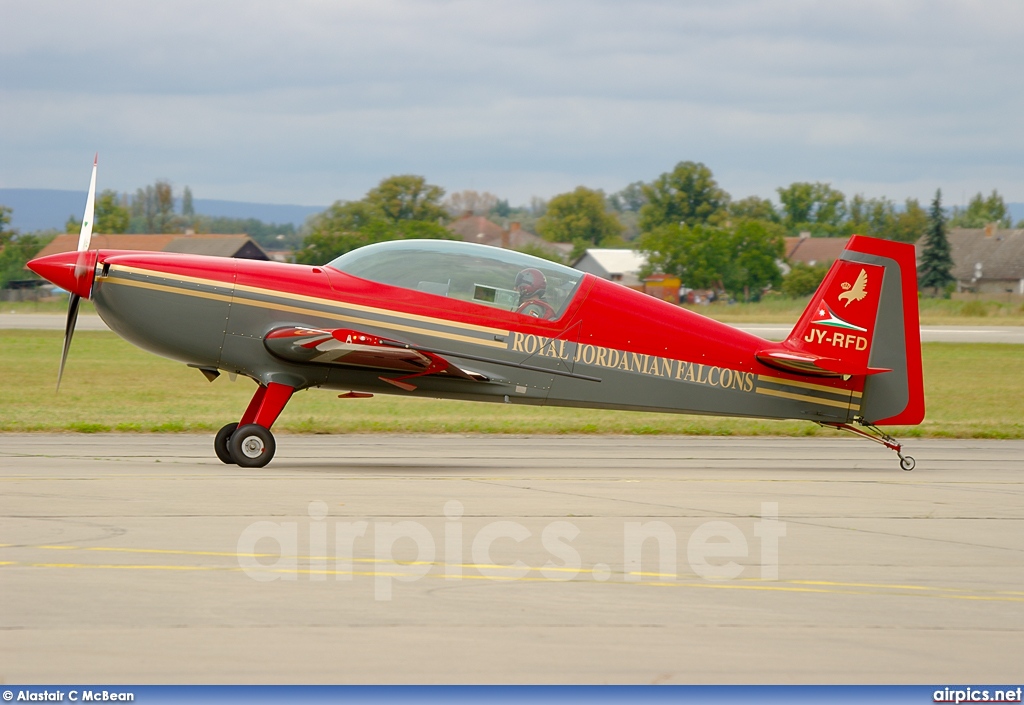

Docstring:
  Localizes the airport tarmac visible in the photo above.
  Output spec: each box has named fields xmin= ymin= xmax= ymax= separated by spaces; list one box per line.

xmin=2 ymin=312 xmax=1023 ymax=342
xmin=1 ymin=434 xmax=1022 ymax=684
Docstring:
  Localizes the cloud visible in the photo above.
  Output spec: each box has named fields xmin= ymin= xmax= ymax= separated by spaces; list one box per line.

xmin=1 ymin=0 xmax=1022 ymax=207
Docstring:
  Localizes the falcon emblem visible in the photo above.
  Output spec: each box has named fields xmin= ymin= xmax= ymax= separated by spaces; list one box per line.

xmin=838 ymin=268 xmax=868 ymax=307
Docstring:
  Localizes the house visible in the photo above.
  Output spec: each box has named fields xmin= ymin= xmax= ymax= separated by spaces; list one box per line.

xmin=917 ymin=227 xmax=1024 ymax=296
xmin=34 ymin=233 xmax=271 ymax=261
xmin=571 ymin=249 xmax=648 ymax=289
xmin=784 ymin=234 xmax=847 ymax=267
xmin=447 ymin=214 xmax=507 ymax=245
xmin=447 ymin=214 xmax=572 ymax=260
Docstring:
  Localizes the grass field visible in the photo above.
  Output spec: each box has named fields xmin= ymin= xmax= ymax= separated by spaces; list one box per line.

xmin=1 ymin=330 xmax=1021 ymax=438
xmin=682 ymin=296 xmax=1024 ymax=325
xmin=7 ymin=295 xmax=1024 ymax=325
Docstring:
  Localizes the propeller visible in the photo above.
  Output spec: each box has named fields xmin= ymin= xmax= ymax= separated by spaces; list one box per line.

xmin=57 ymin=154 xmax=98 ymax=392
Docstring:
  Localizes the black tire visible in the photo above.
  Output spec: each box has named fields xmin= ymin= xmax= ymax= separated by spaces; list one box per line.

xmin=900 ymin=455 xmax=916 ymax=472
xmin=229 ymin=424 xmax=276 ymax=468
xmin=214 ymin=422 xmax=239 ymax=464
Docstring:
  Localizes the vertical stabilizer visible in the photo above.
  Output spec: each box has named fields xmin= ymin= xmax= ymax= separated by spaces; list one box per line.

xmin=764 ymin=235 xmax=924 ymax=425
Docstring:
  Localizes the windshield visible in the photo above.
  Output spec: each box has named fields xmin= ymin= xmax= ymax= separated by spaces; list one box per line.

xmin=327 ymin=240 xmax=584 ymax=320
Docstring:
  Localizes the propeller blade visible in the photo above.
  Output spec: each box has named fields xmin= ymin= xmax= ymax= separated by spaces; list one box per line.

xmin=75 ymin=154 xmax=98 ymax=279
xmin=57 ymin=154 xmax=97 ymax=392
xmin=57 ymin=293 xmax=81 ymax=393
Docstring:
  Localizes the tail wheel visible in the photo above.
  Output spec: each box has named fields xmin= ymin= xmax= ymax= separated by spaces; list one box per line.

xmin=214 ymin=422 xmax=239 ymax=465
xmin=229 ymin=424 xmax=276 ymax=468
xmin=900 ymin=455 xmax=916 ymax=472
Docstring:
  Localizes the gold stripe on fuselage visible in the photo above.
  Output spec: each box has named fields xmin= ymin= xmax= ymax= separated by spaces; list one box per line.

xmin=757 ymin=374 xmax=863 ymax=399
xmin=754 ymin=386 xmax=852 ymax=410
xmin=99 ymin=276 xmax=233 ymax=303
xmin=99 ymin=269 xmax=509 ymax=349
xmin=109 ymin=263 xmax=507 ymax=336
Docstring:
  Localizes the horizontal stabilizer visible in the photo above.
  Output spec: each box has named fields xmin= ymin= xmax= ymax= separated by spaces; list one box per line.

xmin=755 ymin=348 xmax=891 ymax=377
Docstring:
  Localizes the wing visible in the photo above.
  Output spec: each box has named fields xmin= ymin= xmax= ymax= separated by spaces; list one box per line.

xmin=264 ymin=326 xmax=488 ymax=390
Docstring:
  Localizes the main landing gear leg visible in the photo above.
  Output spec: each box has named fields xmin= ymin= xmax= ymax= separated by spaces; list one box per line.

xmin=821 ymin=422 xmax=915 ymax=471
xmin=215 ymin=382 xmax=295 ymax=468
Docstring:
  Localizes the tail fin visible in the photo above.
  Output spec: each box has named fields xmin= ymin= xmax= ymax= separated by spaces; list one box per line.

xmin=756 ymin=235 xmax=924 ymax=425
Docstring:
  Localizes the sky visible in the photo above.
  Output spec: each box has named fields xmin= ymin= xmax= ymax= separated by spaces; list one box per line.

xmin=2 ymin=0 xmax=1023 ymax=209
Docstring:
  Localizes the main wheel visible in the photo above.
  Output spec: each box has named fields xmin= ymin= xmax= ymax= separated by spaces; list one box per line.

xmin=214 ymin=422 xmax=239 ymax=464
xmin=229 ymin=424 xmax=276 ymax=468
xmin=900 ymin=455 xmax=916 ymax=471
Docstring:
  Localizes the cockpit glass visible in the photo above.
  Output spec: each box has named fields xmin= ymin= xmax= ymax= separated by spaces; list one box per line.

xmin=327 ymin=240 xmax=584 ymax=320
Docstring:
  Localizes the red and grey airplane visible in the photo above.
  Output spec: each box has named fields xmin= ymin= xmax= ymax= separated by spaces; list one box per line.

xmin=28 ymin=160 xmax=924 ymax=469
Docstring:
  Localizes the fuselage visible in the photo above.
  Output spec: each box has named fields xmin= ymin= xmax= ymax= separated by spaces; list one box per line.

xmin=80 ymin=249 xmax=864 ymax=423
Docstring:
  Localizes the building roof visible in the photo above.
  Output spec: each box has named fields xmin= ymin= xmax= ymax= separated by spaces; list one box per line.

xmin=572 ymin=248 xmax=647 ymax=276
xmin=163 ymin=235 xmax=267 ymax=259
xmin=447 ymin=215 xmax=507 ymax=244
xmin=784 ymin=236 xmax=847 ymax=266
xmin=916 ymin=228 xmax=1024 ymax=282
xmin=35 ymin=233 xmax=269 ymax=260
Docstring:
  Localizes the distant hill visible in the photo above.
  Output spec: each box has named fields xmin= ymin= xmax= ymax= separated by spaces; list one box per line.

xmin=1008 ymin=203 xmax=1024 ymax=225
xmin=0 ymin=188 xmax=326 ymax=232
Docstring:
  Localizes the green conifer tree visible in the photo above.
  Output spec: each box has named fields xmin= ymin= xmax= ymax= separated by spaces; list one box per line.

xmin=918 ymin=189 xmax=955 ymax=296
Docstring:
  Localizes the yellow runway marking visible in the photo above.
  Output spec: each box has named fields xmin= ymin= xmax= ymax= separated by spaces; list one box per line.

xmin=1 ymin=544 xmax=1021 ymax=602
xmin=29 ymin=562 xmax=227 ymax=572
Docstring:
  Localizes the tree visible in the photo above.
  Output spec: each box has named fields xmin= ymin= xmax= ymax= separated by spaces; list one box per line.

xmin=950 ymin=190 xmax=1013 ymax=228
xmin=153 ymin=180 xmax=175 ymax=233
xmin=729 ymin=196 xmax=779 ymax=224
xmin=444 ymin=190 xmax=498 ymax=217
xmin=182 ymin=186 xmax=195 ymax=219
xmin=605 ymin=182 xmax=647 ymax=240
xmin=95 ymin=190 xmax=130 ymax=233
xmin=364 ymin=175 xmax=447 ymax=224
xmin=889 ymin=198 xmax=928 ymax=243
xmin=841 ymin=195 xmax=927 ymax=243
xmin=0 ymin=205 xmax=13 ymax=247
xmin=639 ymin=161 xmax=730 ymax=232
xmin=490 ymin=199 xmax=512 ymax=218
xmin=638 ymin=223 xmax=732 ymax=291
xmin=296 ymin=175 xmax=457 ymax=265
xmin=844 ymin=195 xmax=895 ymax=238
xmin=607 ymin=182 xmax=647 ymax=213
xmin=536 ymin=187 xmax=623 ymax=252
xmin=776 ymin=182 xmax=846 ymax=235
xmin=128 ymin=181 xmax=179 ymax=233
xmin=295 ymin=217 xmax=453 ymax=265
xmin=639 ymin=220 xmax=783 ymax=300
xmin=781 ymin=262 xmax=829 ymax=298
xmin=129 ymin=185 xmax=155 ymax=232
xmin=1 ymin=208 xmax=53 ymax=288
xmin=515 ymin=242 xmax=567 ymax=264
xmin=918 ymin=189 xmax=955 ymax=296
xmin=726 ymin=220 xmax=785 ymax=300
